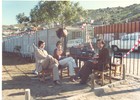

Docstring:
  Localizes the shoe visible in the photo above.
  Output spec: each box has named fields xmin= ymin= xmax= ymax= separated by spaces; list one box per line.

xmin=33 ymin=70 xmax=38 ymax=75
xmin=70 ymin=76 xmax=76 ymax=82
xmin=54 ymin=80 xmax=61 ymax=85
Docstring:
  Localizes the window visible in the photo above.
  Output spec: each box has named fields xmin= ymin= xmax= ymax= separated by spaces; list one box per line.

xmin=122 ymin=36 xmax=129 ymax=41
xmin=130 ymin=35 xmax=136 ymax=40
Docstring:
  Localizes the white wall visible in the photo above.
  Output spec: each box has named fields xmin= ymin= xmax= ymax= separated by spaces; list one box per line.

xmin=47 ymin=28 xmax=60 ymax=55
xmin=2 ymin=28 xmax=60 ymax=57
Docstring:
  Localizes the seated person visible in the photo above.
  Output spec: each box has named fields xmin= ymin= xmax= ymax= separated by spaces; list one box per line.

xmin=53 ymin=41 xmax=79 ymax=82
xmin=77 ymin=39 xmax=110 ymax=84
xmin=33 ymin=40 xmax=60 ymax=85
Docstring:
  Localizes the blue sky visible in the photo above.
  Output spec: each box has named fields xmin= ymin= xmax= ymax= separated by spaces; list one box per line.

xmin=2 ymin=0 xmax=140 ymax=25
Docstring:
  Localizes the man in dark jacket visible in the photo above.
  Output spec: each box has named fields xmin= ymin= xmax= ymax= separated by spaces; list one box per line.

xmin=78 ymin=39 xmax=110 ymax=84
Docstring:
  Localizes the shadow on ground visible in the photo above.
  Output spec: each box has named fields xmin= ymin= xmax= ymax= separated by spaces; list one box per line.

xmin=2 ymin=74 xmax=89 ymax=99
xmin=2 ymin=52 xmax=34 ymax=66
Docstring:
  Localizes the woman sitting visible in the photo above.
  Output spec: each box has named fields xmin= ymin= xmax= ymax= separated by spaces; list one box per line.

xmin=53 ymin=41 xmax=79 ymax=82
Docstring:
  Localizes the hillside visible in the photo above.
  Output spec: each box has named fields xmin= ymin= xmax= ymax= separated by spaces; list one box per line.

xmin=3 ymin=3 xmax=140 ymax=35
xmin=88 ymin=4 xmax=140 ymax=25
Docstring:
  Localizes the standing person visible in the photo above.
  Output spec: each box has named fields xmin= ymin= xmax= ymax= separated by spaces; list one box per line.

xmin=33 ymin=40 xmax=61 ymax=85
xmin=78 ymin=39 xmax=110 ymax=84
xmin=53 ymin=41 xmax=79 ymax=82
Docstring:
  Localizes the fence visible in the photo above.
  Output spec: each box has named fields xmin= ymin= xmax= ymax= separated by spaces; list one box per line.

xmin=94 ymin=21 xmax=140 ymax=76
xmin=2 ymin=28 xmax=60 ymax=59
xmin=2 ymin=22 xmax=140 ymax=76
xmin=94 ymin=21 xmax=140 ymax=35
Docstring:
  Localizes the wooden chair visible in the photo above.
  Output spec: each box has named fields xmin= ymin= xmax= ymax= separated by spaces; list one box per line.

xmin=59 ymin=65 xmax=79 ymax=78
xmin=34 ymin=56 xmax=53 ymax=82
xmin=38 ymin=68 xmax=53 ymax=81
xmin=59 ymin=65 xmax=69 ymax=78
xmin=111 ymin=52 xmax=123 ymax=76
xmin=39 ymin=64 xmax=70 ymax=81
xmin=92 ymin=58 xmax=111 ymax=86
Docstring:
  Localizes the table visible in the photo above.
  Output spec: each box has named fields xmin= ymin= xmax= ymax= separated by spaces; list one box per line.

xmin=71 ymin=55 xmax=93 ymax=69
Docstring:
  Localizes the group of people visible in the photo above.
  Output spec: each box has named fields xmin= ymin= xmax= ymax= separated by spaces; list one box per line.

xmin=33 ymin=39 xmax=110 ymax=85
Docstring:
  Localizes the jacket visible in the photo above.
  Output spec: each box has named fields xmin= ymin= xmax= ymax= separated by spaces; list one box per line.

xmin=98 ymin=47 xmax=110 ymax=65
xmin=53 ymin=48 xmax=65 ymax=60
xmin=33 ymin=44 xmax=58 ymax=71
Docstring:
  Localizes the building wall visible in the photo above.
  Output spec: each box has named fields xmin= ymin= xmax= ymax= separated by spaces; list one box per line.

xmin=94 ymin=21 xmax=140 ymax=35
xmin=2 ymin=27 xmax=85 ymax=57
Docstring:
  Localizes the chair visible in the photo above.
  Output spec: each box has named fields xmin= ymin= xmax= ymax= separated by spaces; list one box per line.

xmin=92 ymin=57 xmax=111 ymax=86
xmin=59 ymin=65 xmax=69 ymax=78
xmin=111 ymin=52 xmax=123 ymax=76
xmin=34 ymin=55 xmax=53 ymax=82
xmin=59 ymin=64 xmax=79 ymax=79
xmin=38 ymin=68 xmax=53 ymax=81
xmin=39 ymin=64 xmax=70 ymax=81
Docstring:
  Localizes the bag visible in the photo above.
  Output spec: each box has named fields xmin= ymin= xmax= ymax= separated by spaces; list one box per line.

xmin=69 ymin=47 xmax=82 ymax=56
xmin=81 ymin=46 xmax=95 ymax=57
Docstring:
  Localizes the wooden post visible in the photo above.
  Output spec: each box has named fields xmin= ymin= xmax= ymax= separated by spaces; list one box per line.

xmin=123 ymin=64 xmax=125 ymax=80
xmin=25 ymin=89 xmax=30 ymax=100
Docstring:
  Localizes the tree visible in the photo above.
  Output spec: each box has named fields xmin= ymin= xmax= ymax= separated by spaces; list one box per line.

xmin=30 ymin=1 xmax=86 ymax=27
xmin=16 ymin=13 xmax=29 ymax=24
xmin=29 ymin=1 xmax=86 ymax=54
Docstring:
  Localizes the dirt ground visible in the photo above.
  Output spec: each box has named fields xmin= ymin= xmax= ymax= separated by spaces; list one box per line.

xmin=2 ymin=52 xmax=140 ymax=100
